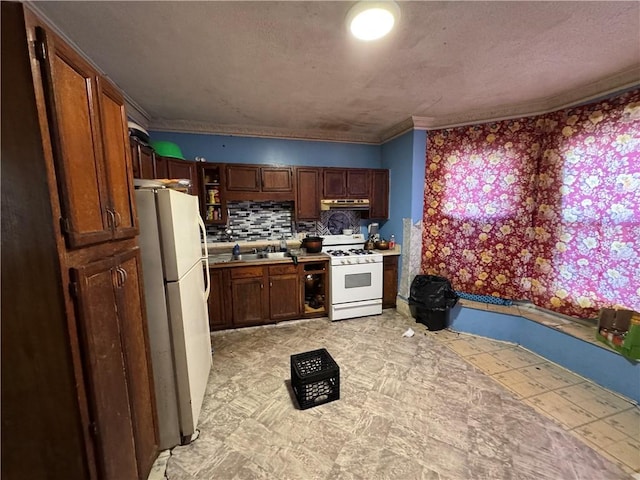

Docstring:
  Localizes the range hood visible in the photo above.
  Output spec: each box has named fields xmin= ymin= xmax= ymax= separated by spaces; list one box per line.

xmin=320 ymin=199 xmax=370 ymax=210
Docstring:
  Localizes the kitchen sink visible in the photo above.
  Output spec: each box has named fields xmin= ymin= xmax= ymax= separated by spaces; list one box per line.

xmin=262 ymin=251 xmax=292 ymax=259
xmin=208 ymin=251 xmax=293 ymax=264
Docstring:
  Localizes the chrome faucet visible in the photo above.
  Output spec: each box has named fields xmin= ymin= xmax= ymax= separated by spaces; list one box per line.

xmin=222 ymin=208 xmax=233 ymax=241
xmin=222 ymin=227 xmax=233 ymax=242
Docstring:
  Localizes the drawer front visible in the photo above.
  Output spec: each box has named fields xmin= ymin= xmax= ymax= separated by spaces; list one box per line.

xmin=268 ymin=264 xmax=297 ymax=275
xmin=230 ymin=266 xmax=264 ymax=279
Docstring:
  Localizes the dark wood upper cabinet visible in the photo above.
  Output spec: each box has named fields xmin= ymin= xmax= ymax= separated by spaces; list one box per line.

xmin=322 ymin=169 xmax=347 ymax=198
xmin=154 ymin=155 xmax=168 ymax=179
xmin=37 ymin=25 xmax=138 ymax=248
xmin=261 ymin=166 xmax=293 ymax=192
xmin=162 ymin=157 xmax=199 ymax=196
xmin=347 ymin=169 xmax=370 ymax=197
xmin=225 ymin=164 xmax=260 ymax=191
xmin=130 ymin=137 xmax=155 ymax=180
xmin=38 ymin=26 xmax=113 ymax=248
xmin=224 ymin=164 xmax=294 ymax=201
xmin=322 ymin=168 xmax=370 ymax=199
xmin=295 ymin=167 xmax=321 ymax=220
xmin=369 ymin=169 xmax=389 ymax=219
xmin=98 ymin=78 xmax=138 ymax=241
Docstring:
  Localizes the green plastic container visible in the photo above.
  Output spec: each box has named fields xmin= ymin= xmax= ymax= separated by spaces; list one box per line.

xmin=150 ymin=140 xmax=185 ymax=160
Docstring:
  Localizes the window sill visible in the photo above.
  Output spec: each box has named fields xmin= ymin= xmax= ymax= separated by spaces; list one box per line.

xmin=456 ymin=298 xmax=633 ymax=359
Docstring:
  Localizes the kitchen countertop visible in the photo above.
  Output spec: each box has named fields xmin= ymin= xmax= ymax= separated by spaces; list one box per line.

xmin=375 ymin=245 xmax=401 ymax=256
xmin=206 ymin=252 xmax=329 ymax=268
xmin=206 ymin=239 xmax=303 ymax=255
xmin=205 ymin=241 xmax=400 ymax=267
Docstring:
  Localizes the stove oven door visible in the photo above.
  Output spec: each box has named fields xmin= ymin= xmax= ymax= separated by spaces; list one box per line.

xmin=330 ymin=262 xmax=383 ymax=305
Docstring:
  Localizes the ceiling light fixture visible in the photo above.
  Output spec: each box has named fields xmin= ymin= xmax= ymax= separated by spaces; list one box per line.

xmin=347 ymin=1 xmax=400 ymax=41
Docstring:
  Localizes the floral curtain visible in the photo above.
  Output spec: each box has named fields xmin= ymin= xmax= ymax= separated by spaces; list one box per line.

xmin=423 ymin=89 xmax=640 ymax=318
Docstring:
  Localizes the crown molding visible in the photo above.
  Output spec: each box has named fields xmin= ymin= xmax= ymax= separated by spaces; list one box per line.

xmin=378 ymin=118 xmax=417 ymax=143
xmin=411 ymin=69 xmax=640 ymax=131
xmin=148 ymin=119 xmax=381 ymax=145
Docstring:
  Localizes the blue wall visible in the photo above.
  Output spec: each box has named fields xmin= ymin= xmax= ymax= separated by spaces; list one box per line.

xmin=150 ymin=129 xmax=425 ymax=240
xmin=149 ymin=131 xmax=381 ymax=168
xmin=380 ymin=131 xmax=412 ymax=246
xmin=411 ymin=130 xmax=427 ymax=222
xmin=379 ymin=129 xmax=427 ymax=244
xmin=449 ymin=306 xmax=640 ymax=403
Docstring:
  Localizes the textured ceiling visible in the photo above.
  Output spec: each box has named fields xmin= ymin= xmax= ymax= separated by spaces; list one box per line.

xmin=30 ymin=1 xmax=640 ymax=144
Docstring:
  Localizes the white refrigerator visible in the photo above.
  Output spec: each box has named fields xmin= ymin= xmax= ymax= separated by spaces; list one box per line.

xmin=135 ymin=188 xmax=212 ymax=450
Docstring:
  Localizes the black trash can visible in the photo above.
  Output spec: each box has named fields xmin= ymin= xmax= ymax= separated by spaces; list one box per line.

xmin=409 ymin=275 xmax=458 ymax=330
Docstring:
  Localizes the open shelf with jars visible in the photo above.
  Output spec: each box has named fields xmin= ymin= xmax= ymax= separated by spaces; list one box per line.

xmin=199 ymin=163 xmax=227 ymax=225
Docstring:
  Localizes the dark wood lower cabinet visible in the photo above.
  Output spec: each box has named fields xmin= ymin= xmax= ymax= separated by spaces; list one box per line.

xmin=115 ymin=251 xmax=158 ymax=479
xmin=208 ymin=258 xmax=328 ymax=330
xmin=229 ymin=266 xmax=269 ymax=327
xmin=207 ymin=269 xmax=232 ymax=330
xmin=72 ymin=248 xmax=158 ymax=480
xmin=268 ymin=265 xmax=300 ymax=320
xmin=383 ymin=256 xmax=399 ymax=308
xmin=73 ymin=257 xmax=139 ymax=480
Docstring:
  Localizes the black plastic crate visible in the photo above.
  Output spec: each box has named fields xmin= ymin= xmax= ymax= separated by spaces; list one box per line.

xmin=290 ymin=348 xmax=340 ymax=409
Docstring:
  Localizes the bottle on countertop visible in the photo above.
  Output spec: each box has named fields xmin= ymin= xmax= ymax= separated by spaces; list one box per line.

xmin=388 ymin=235 xmax=395 ymax=249
xmin=280 ymin=235 xmax=288 ymax=252
xmin=232 ymin=244 xmax=240 ymax=256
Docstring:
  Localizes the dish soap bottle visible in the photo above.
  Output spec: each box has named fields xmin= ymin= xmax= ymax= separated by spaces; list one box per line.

xmin=232 ymin=244 xmax=240 ymax=256
xmin=388 ymin=235 xmax=395 ymax=249
xmin=280 ymin=235 xmax=288 ymax=252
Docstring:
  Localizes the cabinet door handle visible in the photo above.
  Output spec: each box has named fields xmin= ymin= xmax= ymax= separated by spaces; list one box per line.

xmin=106 ymin=208 xmax=115 ymax=229
xmin=114 ymin=266 xmax=127 ymax=287
xmin=261 ymin=283 xmax=264 ymax=289
xmin=114 ymin=209 xmax=122 ymax=228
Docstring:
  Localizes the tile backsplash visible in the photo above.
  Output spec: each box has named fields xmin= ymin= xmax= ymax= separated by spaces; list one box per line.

xmin=206 ymin=201 xmax=360 ymax=242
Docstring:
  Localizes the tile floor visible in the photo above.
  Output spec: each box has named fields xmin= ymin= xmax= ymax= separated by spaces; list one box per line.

xmin=152 ymin=310 xmax=639 ymax=479
xmin=431 ymin=328 xmax=640 ymax=476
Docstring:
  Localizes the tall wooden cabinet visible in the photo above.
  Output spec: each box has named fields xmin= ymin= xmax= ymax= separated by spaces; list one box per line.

xmin=295 ymin=167 xmax=321 ymax=220
xmin=369 ymin=169 xmax=390 ymax=219
xmin=2 ymin=4 xmax=158 ymax=479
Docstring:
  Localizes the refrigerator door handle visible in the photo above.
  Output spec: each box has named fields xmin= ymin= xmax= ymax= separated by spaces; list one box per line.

xmin=197 ymin=214 xmax=211 ymax=300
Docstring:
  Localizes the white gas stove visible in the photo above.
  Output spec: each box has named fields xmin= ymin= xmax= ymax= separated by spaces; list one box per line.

xmin=321 ymin=234 xmax=383 ymax=321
